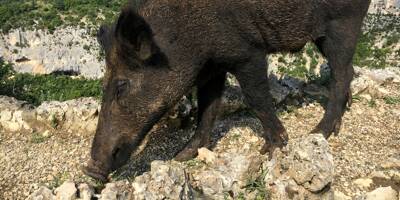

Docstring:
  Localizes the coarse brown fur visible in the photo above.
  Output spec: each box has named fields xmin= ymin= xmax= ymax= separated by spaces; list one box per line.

xmin=84 ymin=0 xmax=371 ymax=181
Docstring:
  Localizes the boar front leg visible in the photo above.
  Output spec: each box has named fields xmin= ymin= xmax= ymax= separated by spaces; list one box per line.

xmin=231 ymin=53 xmax=288 ymax=155
xmin=175 ymin=72 xmax=226 ymax=161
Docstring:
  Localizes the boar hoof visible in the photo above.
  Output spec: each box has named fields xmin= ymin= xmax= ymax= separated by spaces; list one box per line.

xmin=260 ymin=131 xmax=288 ymax=158
xmin=175 ymin=147 xmax=198 ymax=161
xmin=311 ymin=118 xmax=342 ymax=138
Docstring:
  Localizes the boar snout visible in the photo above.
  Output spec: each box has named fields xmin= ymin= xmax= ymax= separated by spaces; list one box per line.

xmin=83 ymin=159 xmax=109 ymax=182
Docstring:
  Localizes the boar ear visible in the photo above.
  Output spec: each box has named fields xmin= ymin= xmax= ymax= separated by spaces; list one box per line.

xmin=115 ymin=8 xmax=154 ymax=61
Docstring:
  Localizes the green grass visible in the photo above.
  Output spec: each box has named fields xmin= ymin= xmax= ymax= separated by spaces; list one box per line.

xmin=383 ymin=96 xmax=400 ymax=105
xmin=368 ymin=99 xmax=377 ymax=108
xmin=48 ymin=171 xmax=70 ymax=189
xmin=0 ymin=0 xmax=127 ymax=33
xmin=243 ymin=169 xmax=270 ymax=200
xmin=0 ymin=59 xmax=102 ymax=106
xmin=30 ymin=132 xmax=51 ymax=143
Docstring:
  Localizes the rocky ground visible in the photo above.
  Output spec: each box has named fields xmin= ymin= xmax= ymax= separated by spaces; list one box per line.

xmin=0 ymin=67 xmax=400 ymax=199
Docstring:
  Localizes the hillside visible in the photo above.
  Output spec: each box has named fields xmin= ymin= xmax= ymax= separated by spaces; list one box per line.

xmin=0 ymin=1 xmax=399 ymax=200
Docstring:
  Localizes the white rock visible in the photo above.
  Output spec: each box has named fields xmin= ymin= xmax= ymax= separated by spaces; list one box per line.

xmin=381 ymin=158 xmax=400 ymax=169
xmin=194 ymin=151 xmax=263 ymax=199
xmin=353 ymin=178 xmax=373 ymax=189
xmin=99 ymin=181 xmax=131 ymax=200
xmin=77 ymin=184 xmax=93 ymax=200
xmin=0 ymin=27 xmax=105 ymax=79
xmin=197 ymin=148 xmax=216 ymax=164
xmin=284 ymin=134 xmax=334 ymax=192
xmin=334 ymin=191 xmax=351 ymax=200
xmin=42 ymin=130 xmax=51 ymax=138
xmin=266 ymin=134 xmax=334 ymax=200
xmin=365 ymin=186 xmax=398 ymax=200
xmin=131 ymin=161 xmax=189 ymax=200
xmin=54 ymin=181 xmax=77 ymax=200
xmin=26 ymin=187 xmax=55 ymax=200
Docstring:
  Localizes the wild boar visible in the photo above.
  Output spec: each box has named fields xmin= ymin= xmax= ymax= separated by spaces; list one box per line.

xmin=84 ymin=0 xmax=371 ymax=181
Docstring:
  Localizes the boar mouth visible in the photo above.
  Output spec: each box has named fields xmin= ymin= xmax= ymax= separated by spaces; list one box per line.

xmin=83 ymin=160 xmax=109 ymax=182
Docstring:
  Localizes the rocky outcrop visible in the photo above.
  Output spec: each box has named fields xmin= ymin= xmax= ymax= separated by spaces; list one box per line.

xmin=265 ymin=134 xmax=334 ymax=200
xmin=27 ymin=134 xmax=335 ymax=200
xmin=369 ymin=0 xmax=400 ymax=14
xmin=0 ymin=96 xmax=100 ymax=135
xmin=351 ymin=67 xmax=400 ymax=99
xmin=0 ymin=27 xmax=104 ymax=79
xmin=2 ymin=67 xmax=399 ymax=135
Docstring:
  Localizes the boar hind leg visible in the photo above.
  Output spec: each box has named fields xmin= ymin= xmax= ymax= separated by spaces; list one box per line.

xmin=175 ymin=72 xmax=226 ymax=161
xmin=312 ymin=19 xmax=361 ymax=138
xmin=232 ymin=54 xmax=288 ymax=155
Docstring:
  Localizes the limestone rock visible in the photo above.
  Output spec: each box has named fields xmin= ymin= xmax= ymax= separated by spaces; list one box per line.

xmin=100 ymin=181 xmax=131 ymax=200
xmin=334 ymin=191 xmax=351 ymax=200
xmin=197 ymin=148 xmax=216 ymax=164
xmin=0 ymin=96 xmax=99 ymax=135
xmin=353 ymin=178 xmax=373 ymax=189
xmin=26 ymin=187 xmax=55 ymax=200
xmin=36 ymin=98 xmax=100 ymax=135
xmin=265 ymin=134 xmax=334 ymax=200
xmin=0 ymin=27 xmax=104 ymax=79
xmin=0 ymin=96 xmax=35 ymax=132
xmin=284 ymin=134 xmax=334 ymax=192
xmin=131 ymin=161 xmax=193 ymax=200
xmin=365 ymin=186 xmax=398 ymax=200
xmin=352 ymin=67 xmax=400 ymax=98
xmin=54 ymin=181 xmax=77 ymax=200
xmin=77 ymin=183 xmax=93 ymax=200
xmin=381 ymin=157 xmax=400 ymax=169
xmin=192 ymin=151 xmax=263 ymax=199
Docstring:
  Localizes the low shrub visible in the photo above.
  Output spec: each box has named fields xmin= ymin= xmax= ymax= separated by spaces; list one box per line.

xmin=0 ymin=59 xmax=102 ymax=106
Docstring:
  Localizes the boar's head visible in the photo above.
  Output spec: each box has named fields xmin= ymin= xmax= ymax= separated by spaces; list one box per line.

xmin=84 ymin=8 xmax=170 ymax=181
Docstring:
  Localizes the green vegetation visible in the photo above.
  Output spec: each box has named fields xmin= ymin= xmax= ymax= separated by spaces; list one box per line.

xmin=242 ymin=169 xmax=270 ymax=200
xmin=383 ymin=96 xmax=400 ymax=105
xmin=275 ymin=13 xmax=400 ymax=83
xmin=353 ymin=14 xmax=400 ymax=69
xmin=30 ymin=132 xmax=51 ymax=143
xmin=0 ymin=0 xmax=127 ymax=33
xmin=368 ymin=99 xmax=377 ymax=108
xmin=0 ymin=59 xmax=102 ymax=106
xmin=50 ymin=114 xmax=60 ymax=129
xmin=48 ymin=171 xmax=70 ymax=189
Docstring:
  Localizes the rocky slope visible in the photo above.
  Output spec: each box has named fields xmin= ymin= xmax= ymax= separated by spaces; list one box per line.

xmin=0 ymin=27 xmax=104 ymax=79
xmin=0 ymin=67 xmax=399 ymax=199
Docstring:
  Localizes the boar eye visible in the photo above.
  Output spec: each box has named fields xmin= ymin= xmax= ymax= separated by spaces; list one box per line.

xmin=116 ymin=80 xmax=129 ymax=99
